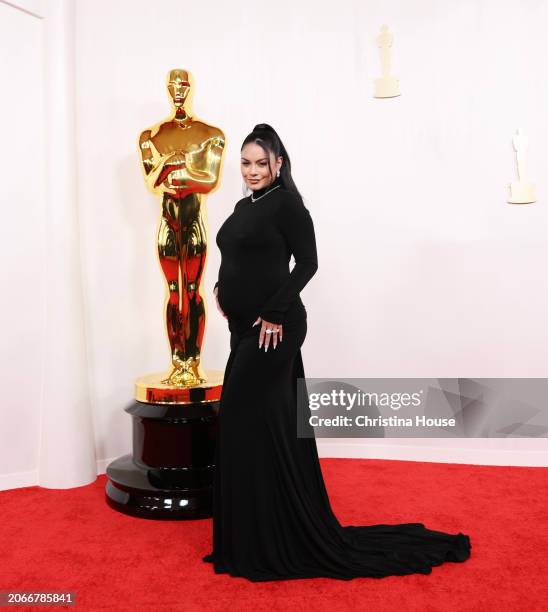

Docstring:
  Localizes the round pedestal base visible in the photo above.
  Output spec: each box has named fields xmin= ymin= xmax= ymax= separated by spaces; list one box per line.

xmin=105 ymin=454 xmax=212 ymax=520
xmin=105 ymin=396 xmax=220 ymax=520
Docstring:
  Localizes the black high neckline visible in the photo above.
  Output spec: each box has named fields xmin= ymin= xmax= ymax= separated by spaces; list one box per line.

xmin=250 ymin=176 xmax=282 ymax=199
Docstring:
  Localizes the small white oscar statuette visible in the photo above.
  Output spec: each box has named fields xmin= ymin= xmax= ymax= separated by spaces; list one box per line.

xmin=508 ymin=128 xmax=536 ymax=204
xmin=374 ymin=24 xmax=400 ymax=98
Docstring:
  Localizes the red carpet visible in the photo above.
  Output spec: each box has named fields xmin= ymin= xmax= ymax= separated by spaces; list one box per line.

xmin=1 ymin=458 xmax=547 ymax=611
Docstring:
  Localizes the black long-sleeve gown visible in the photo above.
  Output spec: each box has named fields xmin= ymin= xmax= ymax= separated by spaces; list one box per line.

xmin=202 ymin=177 xmax=472 ymax=582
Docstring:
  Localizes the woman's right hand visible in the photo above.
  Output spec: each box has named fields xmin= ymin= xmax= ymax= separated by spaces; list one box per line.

xmin=214 ymin=286 xmax=228 ymax=319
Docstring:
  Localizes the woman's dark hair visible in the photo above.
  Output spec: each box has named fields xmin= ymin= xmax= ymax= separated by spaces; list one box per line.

xmin=241 ymin=123 xmax=303 ymax=201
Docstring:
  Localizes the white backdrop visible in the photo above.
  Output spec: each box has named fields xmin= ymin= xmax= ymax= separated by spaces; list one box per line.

xmin=2 ymin=0 xmax=548 ymax=490
xmin=0 ymin=1 xmax=47 ymax=488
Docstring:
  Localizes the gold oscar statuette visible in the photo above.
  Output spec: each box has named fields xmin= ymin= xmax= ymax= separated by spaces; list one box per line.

xmin=105 ymin=69 xmax=226 ymax=519
xmin=507 ymin=128 xmax=536 ymax=204
xmin=374 ymin=24 xmax=401 ymax=98
xmin=136 ymin=69 xmax=226 ymax=404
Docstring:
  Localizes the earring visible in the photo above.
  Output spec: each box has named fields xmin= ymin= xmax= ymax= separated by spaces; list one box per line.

xmin=276 ymin=169 xmax=280 ymax=177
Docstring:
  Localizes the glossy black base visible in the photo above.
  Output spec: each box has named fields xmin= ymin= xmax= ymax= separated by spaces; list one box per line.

xmin=105 ymin=399 xmax=219 ymax=520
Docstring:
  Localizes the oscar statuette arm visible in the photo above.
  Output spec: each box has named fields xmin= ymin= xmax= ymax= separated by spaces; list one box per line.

xmin=184 ymin=135 xmax=226 ymax=193
xmin=138 ymin=130 xmax=173 ymax=195
xmin=139 ymin=130 xmax=225 ymax=196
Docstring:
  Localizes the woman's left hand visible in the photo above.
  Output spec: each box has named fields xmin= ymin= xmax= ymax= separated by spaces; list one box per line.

xmin=252 ymin=317 xmax=283 ymax=351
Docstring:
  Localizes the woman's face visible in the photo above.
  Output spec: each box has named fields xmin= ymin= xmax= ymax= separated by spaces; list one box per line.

xmin=241 ymin=143 xmax=282 ymax=191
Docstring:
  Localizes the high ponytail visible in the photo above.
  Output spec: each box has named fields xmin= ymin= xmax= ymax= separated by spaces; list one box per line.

xmin=241 ymin=123 xmax=303 ymax=201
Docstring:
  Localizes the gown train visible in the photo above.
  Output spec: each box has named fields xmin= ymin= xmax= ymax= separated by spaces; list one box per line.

xmin=202 ymin=315 xmax=471 ymax=582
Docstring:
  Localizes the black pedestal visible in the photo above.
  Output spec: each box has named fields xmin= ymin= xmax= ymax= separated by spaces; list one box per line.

xmin=105 ymin=399 xmax=219 ymax=520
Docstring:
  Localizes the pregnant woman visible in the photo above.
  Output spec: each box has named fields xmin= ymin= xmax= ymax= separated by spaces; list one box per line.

xmin=202 ymin=123 xmax=471 ymax=582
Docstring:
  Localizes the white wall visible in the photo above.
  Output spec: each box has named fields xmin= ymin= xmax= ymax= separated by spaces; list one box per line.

xmin=73 ymin=0 xmax=548 ymax=468
xmin=1 ymin=0 xmax=96 ymax=492
xmin=2 ymin=1 xmax=547 ymax=490
xmin=0 ymin=1 xmax=46 ymax=487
